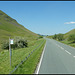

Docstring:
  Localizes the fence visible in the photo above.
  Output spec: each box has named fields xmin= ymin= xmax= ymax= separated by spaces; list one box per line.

xmin=10 ymin=40 xmax=45 ymax=74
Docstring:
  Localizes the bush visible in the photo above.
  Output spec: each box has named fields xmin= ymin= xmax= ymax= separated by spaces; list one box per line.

xmin=52 ymin=33 xmax=64 ymax=41
xmin=2 ymin=36 xmax=28 ymax=50
xmin=57 ymin=34 xmax=64 ymax=41
xmin=53 ymin=34 xmax=57 ymax=39
xmin=39 ymin=35 xmax=43 ymax=38
xmin=68 ymin=34 xmax=75 ymax=43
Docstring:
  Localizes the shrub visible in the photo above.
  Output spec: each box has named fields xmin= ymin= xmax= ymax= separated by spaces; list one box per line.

xmin=2 ymin=36 xmax=28 ymax=50
xmin=52 ymin=33 xmax=64 ymax=41
xmin=39 ymin=35 xmax=43 ymax=38
xmin=52 ymin=34 xmax=57 ymax=39
xmin=68 ymin=34 xmax=75 ymax=43
xmin=57 ymin=34 xmax=64 ymax=41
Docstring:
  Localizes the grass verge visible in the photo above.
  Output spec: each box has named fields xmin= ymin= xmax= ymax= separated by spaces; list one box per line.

xmin=0 ymin=38 xmax=46 ymax=74
xmin=12 ymin=39 xmax=46 ymax=74
xmin=60 ymin=40 xmax=75 ymax=48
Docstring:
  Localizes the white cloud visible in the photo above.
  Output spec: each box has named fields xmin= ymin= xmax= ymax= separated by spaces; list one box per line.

xmin=64 ymin=22 xmax=75 ymax=24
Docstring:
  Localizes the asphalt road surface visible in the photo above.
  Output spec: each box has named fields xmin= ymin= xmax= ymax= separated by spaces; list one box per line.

xmin=37 ymin=38 xmax=75 ymax=74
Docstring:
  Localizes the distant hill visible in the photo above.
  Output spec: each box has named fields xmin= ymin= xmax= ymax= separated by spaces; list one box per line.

xmin=0 ymin=10 xmax=38 ymax=47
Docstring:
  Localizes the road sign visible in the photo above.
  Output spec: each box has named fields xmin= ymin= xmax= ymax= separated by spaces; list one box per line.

xmin=10 ymin=39 xmax=13 ymax=44
xmin=9 ymin=38 xmax=13 ymax=67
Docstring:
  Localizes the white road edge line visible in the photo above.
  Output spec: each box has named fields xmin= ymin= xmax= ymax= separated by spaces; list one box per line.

xmin=35 ymin=41 xmax=46 ymax=74
xmin=65 ymin=50 xmax=71 ymax=55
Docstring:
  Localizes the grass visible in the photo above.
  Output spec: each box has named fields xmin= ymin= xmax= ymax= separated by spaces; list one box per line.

xmin=13 ymin=39 xmax=46 ymax=74
xmin=60 ymin=40 xmax=75 ymax=48
xmin=0 ymin=38 xmax=46 ymax=74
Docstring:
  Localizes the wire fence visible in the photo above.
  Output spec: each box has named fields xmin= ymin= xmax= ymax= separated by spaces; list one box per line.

xmin=10 ymin=40 xmax=45 ymax=74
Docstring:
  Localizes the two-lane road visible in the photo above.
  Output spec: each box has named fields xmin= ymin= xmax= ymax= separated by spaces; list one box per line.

xmin=36 ymin=38 xmax=75 ymax=74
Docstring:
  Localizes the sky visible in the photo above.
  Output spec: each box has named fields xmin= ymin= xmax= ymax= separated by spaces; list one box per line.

xmin=0 ymin=1 xmax=75 ymax=35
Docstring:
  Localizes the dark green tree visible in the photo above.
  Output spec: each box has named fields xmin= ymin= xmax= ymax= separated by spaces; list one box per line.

xmin=57 ymin=34 xmax=64 ymax=41
xmin=53 ymin=34 xmax=57 ymax=39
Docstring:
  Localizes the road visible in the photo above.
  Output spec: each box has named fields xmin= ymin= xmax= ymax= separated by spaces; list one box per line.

xmin=36 ymin=38 xmax=75 ymax=74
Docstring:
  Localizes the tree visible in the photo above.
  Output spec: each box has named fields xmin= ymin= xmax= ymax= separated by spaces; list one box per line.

xmin=57 ymin=34 xmax=64 ymax=41
xmin=53 ymin=34 xmax=57 ymax=39
xmin=52 ymin=33 xmax=64 ymax=41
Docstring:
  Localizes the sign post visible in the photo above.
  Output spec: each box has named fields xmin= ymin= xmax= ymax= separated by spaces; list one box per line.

xmin=9 ymin=37 xmax=13 ymax=67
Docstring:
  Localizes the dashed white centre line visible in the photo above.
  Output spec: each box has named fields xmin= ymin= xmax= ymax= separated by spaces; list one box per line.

xmin=60 ymin=47 xmax=64 ymax=50
xmin=73 ymin=56 xmax=75 ymax=58
xmin=56 ymin=44 xmax=64 ymax=50
xmin=65 ymin=50 xmax=71 ymax=55
xmin=55 ymin=43 xmax=75 ymax=58
xmin=57 ymin=45 xmax=60 ymax=47
xmin=56 ymin=44 xmax=72 ymax=56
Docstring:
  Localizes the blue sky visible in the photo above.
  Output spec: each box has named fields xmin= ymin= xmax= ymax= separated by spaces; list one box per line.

xmin=0 ymin=1 xmax=75 ymax=35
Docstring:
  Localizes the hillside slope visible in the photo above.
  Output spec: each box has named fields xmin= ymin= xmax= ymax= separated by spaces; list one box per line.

xmin=64 ymin=29 xmax=75 ymax=39
xmin=0 ymin=10 xmax=38 ymax=48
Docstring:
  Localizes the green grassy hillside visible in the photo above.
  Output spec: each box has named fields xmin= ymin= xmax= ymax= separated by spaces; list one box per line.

xmin=64 ymin=29 xmax=75 ymax=39
xmin=0 ymin=10 xmax=38 ymax=51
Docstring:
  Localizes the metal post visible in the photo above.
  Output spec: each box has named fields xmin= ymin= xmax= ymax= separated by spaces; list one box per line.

xmin=9 ymin=37 xmax=12 ymax=67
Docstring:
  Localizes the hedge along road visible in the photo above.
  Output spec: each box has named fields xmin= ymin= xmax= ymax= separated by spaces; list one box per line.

xmin=36 ymin=37 xmax=75 ymax=74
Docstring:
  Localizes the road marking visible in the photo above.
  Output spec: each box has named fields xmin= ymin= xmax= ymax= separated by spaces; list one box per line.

xmin=56 ymin=44 xmax=72 ymax=56
xmin=65 ymin=50 xmax=71 ymax=55
xmin=56 ymin=44 xmax=58 ymax=46
xmin=60 ymin=47 xmax=64 ymax=50
xmin=73 ymin=56 xmax=75 ymax=58
xmin=57 ymin=45 xmax=60 ymax=47
xmin=35 ymin=41 xmax=46 ymax=74
xmin=56 ymin=44 xmax=64 ymax=50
